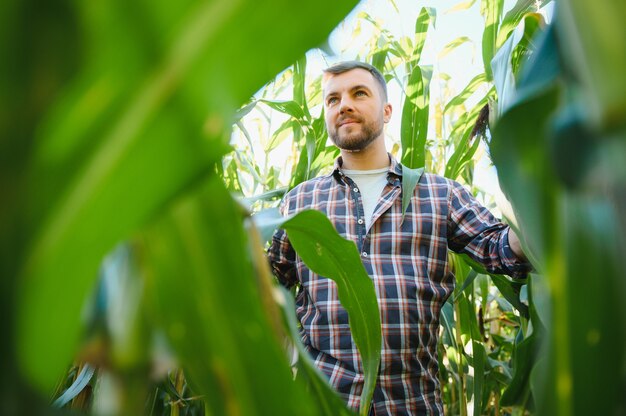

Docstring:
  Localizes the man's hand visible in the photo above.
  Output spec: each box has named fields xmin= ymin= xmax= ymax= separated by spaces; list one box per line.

xmin=507 ymin=230 xmax=527 ymax=262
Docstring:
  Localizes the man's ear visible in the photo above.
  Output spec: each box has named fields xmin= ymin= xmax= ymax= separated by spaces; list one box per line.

xmin=383 ymin=103 xmax=392 ymax=123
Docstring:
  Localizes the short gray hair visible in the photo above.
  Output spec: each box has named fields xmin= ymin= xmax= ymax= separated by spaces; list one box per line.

xmin=323 ymin=61 xmax=388 ymax=101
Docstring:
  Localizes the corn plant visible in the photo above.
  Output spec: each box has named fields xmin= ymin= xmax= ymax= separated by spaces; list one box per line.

xmin=0 ymin=0 xmax=363 ymax=414
xmin=2 ymin=0 xmax=624 ymax=415
xmin=489 ymin=1 xmax=626 ymax=415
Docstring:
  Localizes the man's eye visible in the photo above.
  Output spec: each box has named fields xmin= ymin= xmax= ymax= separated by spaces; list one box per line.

xmin=327 ymin=97 xmax=338 ymax=105
xmin=355 ymin=90 xmax=367 ymax=97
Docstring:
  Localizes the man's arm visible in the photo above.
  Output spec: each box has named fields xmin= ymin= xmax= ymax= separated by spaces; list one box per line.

xmin=507 ymin=229 xmax=527 ymax=262
xmin=447 ymin=180 xmax=532 ymax=278
xmin=267 ymin=227 xmax=298 ymax=289
xmin=266 ymin=197 xmax=299 ymax=289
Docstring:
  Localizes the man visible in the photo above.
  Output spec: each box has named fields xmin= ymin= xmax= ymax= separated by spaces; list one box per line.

xmin=268 ymin=61 xmax=531 ymax=415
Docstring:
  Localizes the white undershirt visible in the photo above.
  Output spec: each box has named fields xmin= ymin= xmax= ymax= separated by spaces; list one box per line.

xmin=342 ymin=167 xmax=389 ymax=230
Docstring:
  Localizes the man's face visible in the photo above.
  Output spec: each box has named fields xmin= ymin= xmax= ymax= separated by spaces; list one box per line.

xmin=323 ymin=68 xmax=391 ymax=152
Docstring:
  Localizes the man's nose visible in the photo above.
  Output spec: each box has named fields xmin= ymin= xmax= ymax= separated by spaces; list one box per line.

xmin=339 ymin=96 xmax=354 ymax=113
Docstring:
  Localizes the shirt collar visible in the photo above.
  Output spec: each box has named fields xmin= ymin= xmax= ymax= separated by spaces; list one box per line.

xmin=331 ymin=154 xmax=403 ymax=183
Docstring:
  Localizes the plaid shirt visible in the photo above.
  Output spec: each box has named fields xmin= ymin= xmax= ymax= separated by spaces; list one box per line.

xmin=268 ymin=156 xmax=530 ymax=415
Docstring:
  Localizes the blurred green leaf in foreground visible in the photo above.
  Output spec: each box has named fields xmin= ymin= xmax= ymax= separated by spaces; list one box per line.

xmin=0 ymin=0 xmax=359 ymax=412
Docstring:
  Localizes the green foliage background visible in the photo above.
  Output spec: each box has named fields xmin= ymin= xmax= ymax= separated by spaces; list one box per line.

xmin=0 ymin=0 xmax=624 ymax=415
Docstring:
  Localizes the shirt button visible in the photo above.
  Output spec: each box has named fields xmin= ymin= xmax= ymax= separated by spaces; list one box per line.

xmin=357 ymin=218 xmax=364 ymax=224
xmin=362 ymin=252 xmax=368 ymax=257
xmin=353 ymin=187 xmax=359 ymax=193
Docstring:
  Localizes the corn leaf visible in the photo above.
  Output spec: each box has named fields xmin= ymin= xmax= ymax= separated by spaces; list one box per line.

xmin=411 ymin=7 xmax=437 ymax=65
xmin=293 ymin=55 xmax=310 ymax=117
xmin=401 ymin=164 xmax=424 ymax=222
xmin=438 ymin=36 xmax=472 ymax=60
xmin=401 ymin=65 xmax=433 ymax=169
xmin=491 ymin=13 xmax=544 ymax=118
xmin=266 ymin=118 xmax=297 ymax=152
xmin=496 ymin=0 xmax=551 ymax=47
xmin=500 ymin=328 xmax=538 ymax=406
xmin=458 ymin=254 xmax=528 ymax=317
xmin=142 ymin=176 xmax=316 ymax=415
xmin=558 ymin=0 xmax=626 ymax=130
xmin=14 ymin=0 xmax=359 ymax=392
xmin=280 ymin=210 xmax=382 ymax=416
xmin=491 ymin=10 xmax=626 ymax=413
xmin=445 ymin=0 xmax=478 ymax=14
xmin=444 ymin=104 xmax=485 ymax=180
xmin=472 ymin=341 xmax=486 ymax=416
xmin=259 ymin=99 xmax=309 ymax=122
xmin=444 ymin=73 xmax=487 ymax=113
xmin=51 ymin=365 xmax=96 ymax=408
xmin=559 ymin=197 xmax=625 ymax=415
xmin=480 ymin=0 xmax=503 ymax=81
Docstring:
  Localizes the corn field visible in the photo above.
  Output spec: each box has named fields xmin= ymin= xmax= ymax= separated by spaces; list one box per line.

xmin=0 ymin=0 xmax=624 ymax=415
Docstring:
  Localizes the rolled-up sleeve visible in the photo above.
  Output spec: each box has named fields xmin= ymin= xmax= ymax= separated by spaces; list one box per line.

xmin=447 ymin=180 xmax=532 ymax=278
xmin=498 ymin=227 xmax=533 ymax=278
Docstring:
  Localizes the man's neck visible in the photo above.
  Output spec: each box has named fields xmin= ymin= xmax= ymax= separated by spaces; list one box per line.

xmin=339 ymin=139 xmax=389 ymax=170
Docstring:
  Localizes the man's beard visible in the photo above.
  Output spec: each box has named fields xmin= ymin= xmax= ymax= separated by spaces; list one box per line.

xmin=328 ymin=117 xmax=383 ymax=152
